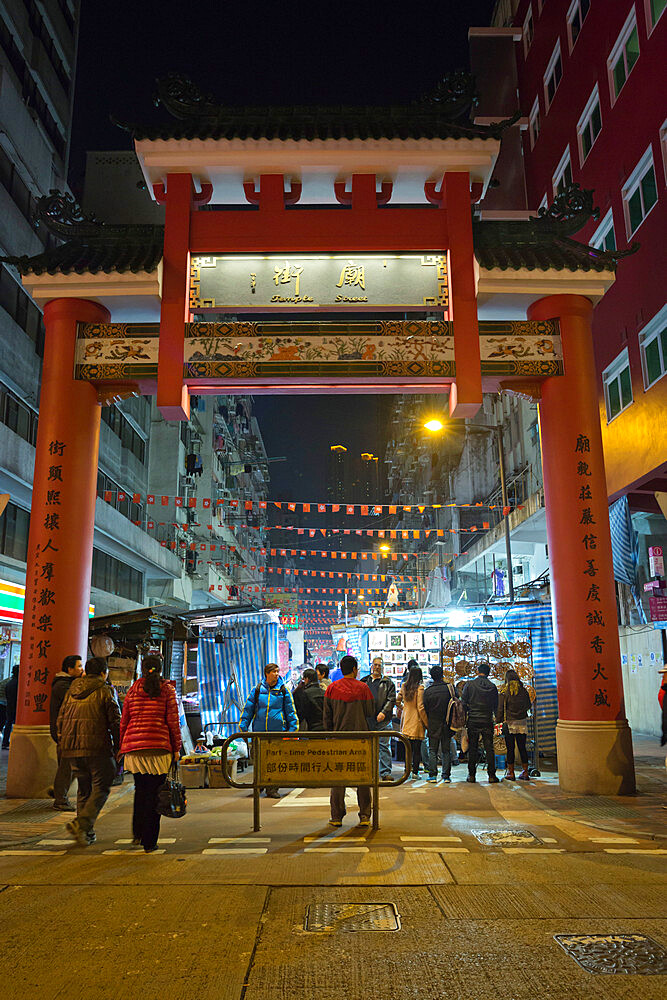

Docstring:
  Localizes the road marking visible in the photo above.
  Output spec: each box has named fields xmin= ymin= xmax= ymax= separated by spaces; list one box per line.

xmin=304 ymin=846 xmax=369 ymax=853
xmin=400 ymin=835 xmax=462 ymax=842
xmin=102 ymin=849 xmax=166 ymax=855
xmin=115 ymin=838 xmax=176 ymax=845
xmin=590 ymin=837 xmax=639 ymax=844
xmin=603 ymin=848 xmax=667 ymax=855
xmin=275 ymin=788 xmax=357 ymax=808
xmin=303 ymin=836 xmax=368 ymax=843
xmin=403 ymin=846 xmax=470 ymax=854
xmin=502 ymin=848 xmax=565 ymax=854
xmin=541 ymin=837 xmax=558 ymax=843
xmin=208 ymin=837 xmax=271 ymax=844
xmin=38 ymin=839 xmax=75 ymax=846
xmin=202 ymin=848 xmax=268 ymax=855
xmin=0 ymin=849 xmax=66 ymax=856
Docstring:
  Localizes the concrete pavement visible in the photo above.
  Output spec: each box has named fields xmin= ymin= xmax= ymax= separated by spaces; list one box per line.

xmin=0 ymin=739 xmax=665 ymax=999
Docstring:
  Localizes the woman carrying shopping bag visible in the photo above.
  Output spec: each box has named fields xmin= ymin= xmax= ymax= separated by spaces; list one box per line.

xmin=396 ymin=664 xmax=429 ymax=778
xmin=119 ymin=654 xmax=181 ymax=852
xmin=497 ymin=667 xmax=533 ymax=781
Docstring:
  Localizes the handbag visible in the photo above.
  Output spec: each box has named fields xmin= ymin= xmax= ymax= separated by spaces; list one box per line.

xmin=157 ymin=762 xmax=187 ymax=819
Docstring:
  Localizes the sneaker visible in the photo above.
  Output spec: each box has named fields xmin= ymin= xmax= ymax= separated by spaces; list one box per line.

xmin=358 ymin=816 xmax=371 ymax=826
xmin=264 ymin=789 xmax=281 ymax=799
xmin=53 ymin=801 xmax=75 ymax=812
xmin=132 ymin=838 xmax=141 ymax=846
xmin=466 ymin=775 xmax=476 ymax=783
xmin=488 ymin=774 xmax=500 ymax=784
xmin=328 ymin=819 xmax=343 ymax=827
xmin=426 ymin=776 xmax=437 ymax=783
xmin=144 ymin=845 xmax=158 ymax=853
xmin=47 ymin=786 xmax=55 ymax=799
xmin=66 ymin=820 xmax=90 ymax=847
xmin=442 ymin=777 xmax=452 ymax=783
xmin=86 ymin=831 xmax=97 ymax=845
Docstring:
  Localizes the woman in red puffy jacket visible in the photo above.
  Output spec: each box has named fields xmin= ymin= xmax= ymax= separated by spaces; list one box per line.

xmin=119 ymin=654 xmax=181 ymax=852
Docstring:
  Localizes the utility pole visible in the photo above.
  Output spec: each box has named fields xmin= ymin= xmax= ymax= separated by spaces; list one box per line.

xmin=495 ymin=425 xmax=514 ymax=604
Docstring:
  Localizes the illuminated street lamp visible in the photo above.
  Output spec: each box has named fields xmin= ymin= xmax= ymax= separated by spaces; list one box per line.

xmin=379 ymin=543 xmax=390 ymax=553
xmin=424 ymin=418 xmax=445 ymax=433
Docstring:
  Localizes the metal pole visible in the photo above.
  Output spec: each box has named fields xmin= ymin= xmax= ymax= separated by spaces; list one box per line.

xmin=496 ymin=425 xmax=514 ymax=604
xmin=253 ymin=737 xmax=261 ymax=831
xmin=372 ymin=733 xmax=380 ymax=831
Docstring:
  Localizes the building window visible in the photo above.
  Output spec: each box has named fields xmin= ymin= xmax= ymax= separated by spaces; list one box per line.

xmin=577 ymin=85 xmax=602 ymax=163
xmin=553 ymin=147 xmax=573 ymax=197
xmin=0 ymin=502 xmax=30 ymax=562
xmin=91 ymin=548 xmax=144 ymax=603
xmin=0 ymin=382 xmax=38 ymax=446
xmin=0 ymin=267 xmax=45 ymax=356
xmin=645 ymin=0 xmax=666 ymax=32
xmin=622 ymin=146 xmax=658 ymax=236
xmin=523 ymin=4 xmax=535 ymax=57
xmin=590 ymin=209 xmax=616 ymax=252
xmin=608 ymin=10 xmax=640 ymax=103
xmin=97 ymin=470 xmax=144 ymax=525
xmin=603 ymin=348 xmax=633 ymax=422
xmin=639 ymin=305 xmax=667 ymax=388
xmin=544 ymin=40 xmax=563 ymax=109
xmin=101 ymin=404 xmax=147 ymax=464
xmin=529 ymin=97 xmax=541 ymax=148
xmin=567 ymin=0 xmax=591 ymax=48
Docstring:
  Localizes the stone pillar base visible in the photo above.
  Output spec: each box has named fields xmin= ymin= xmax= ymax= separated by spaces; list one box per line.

xmin=5 ymin=725 xmax=57 ymax=798
xmin=556 ymin=719 xmax=636 ymax=795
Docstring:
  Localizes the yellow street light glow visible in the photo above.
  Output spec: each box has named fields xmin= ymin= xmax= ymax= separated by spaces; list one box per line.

xmin=379 ymin=544 xmax=390 ymax=552
xmin=424 ymin=418 xmax=445 ymax=433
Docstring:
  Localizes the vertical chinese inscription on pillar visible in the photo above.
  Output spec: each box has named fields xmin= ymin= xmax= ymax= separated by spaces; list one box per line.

xmin=27 ymin=440 xmax=64 ymax=713
xmin=575 ymin=433 xmax=609 ymax=709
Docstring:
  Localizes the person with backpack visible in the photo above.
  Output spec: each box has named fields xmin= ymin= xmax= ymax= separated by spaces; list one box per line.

xmin=497 ymin=667 xmax=533 ymax=781
xmin=462 ymin=660 xmax=499 ymax=784
xmin=239 ymin=662 xmax=298 ymax=798
xmin=422 ymin=665 xmax=464 ymax=783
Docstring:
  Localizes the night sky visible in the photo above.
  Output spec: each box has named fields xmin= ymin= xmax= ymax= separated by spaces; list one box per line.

xmin=70 ymin=0 xmax=496 ymax=499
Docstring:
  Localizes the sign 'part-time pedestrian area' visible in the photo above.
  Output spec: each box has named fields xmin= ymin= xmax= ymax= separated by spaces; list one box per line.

xmin=257 ymin=736 xmax=374 ymax=787
xmin=189 ymin=254 xmax=449 ymax=312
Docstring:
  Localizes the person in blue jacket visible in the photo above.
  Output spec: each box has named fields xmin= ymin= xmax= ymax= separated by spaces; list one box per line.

xmin=239 ymin=662 xmax=298 ymax=798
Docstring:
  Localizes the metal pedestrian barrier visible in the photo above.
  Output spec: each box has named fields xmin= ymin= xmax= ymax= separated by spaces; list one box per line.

xmin=220 ymin=730 xmax=413 ymax=831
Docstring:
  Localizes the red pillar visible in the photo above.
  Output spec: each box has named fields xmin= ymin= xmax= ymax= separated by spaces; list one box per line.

xmin=157 ymin=172 xmax=192 ymax=422
xmin=442 ymin=171 xmax=482 ymax=419
xmin=6 ymin=298 xmax=109 ymax=797
xmin=529 ymin=294 xmax=635 ymax=794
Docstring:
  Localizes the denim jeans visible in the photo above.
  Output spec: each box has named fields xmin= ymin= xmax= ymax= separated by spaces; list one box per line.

xmin=427 ymin=727 xmax=452 ymax=778
xmin=375 ymin=718 xmax=393 ymax=778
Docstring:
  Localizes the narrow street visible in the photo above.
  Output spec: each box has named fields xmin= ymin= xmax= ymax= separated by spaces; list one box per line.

xmin=1 ymin=740 xmax=665 ymax=999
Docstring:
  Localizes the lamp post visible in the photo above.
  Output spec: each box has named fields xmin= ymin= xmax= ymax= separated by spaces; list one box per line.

xmin=423 ymin=416 xmax=514 ymax=604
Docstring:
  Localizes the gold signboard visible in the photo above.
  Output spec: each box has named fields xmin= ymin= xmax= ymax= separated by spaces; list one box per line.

xmin=257 ymin=735 xmax=374 ymax=787
xmin=189 ymin=254 xmax=449 ymax=312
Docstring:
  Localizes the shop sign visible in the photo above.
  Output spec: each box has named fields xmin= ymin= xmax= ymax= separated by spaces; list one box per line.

xmin=280 ymin=614 xmax=299 ymax=629
xmin=0 ymin=578 xmax=94 ymax=624
xmin=257 ymin=735 xmax=374 ymax=787
xmin=648 ymin=546 xmax=664 ymax=578
xmin=190 ymin=254 xmax=449 ymax=312
xmin=649 ymin=595 xmax=667 ymax=621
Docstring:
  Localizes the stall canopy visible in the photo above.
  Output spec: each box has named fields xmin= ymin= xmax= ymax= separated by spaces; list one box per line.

xmin=341 ymin=602 xmax=557 ymax=752
xmin=198 ymin=610 xmax=280 ymax=728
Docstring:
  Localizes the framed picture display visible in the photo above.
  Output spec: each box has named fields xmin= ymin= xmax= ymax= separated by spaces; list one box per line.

xmin=393 ymin=650 xmax=406 ymax=663
xmin=424 ymin=632 xmax=441 ymax=650
xmin=405 ymin=632 xmax=423 ymax=651
xmin=368 ymin=631 xmax=386 ymax=650
xmin=388 ymin=633 xmax=404 ymax=649
xmin=428 ymin=651 xmax=440 ymax=664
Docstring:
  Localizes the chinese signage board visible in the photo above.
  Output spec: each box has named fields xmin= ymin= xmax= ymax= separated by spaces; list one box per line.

xmin=190 ymin=254 xmax=449 ymax=312
xmin=257 ymin=736 xmax=374 ymax=786
xmin=648 ymin=545 xmax=664 ymax=578
xmin=649 ymin=595 xmax=667 ymax=622
xmin=280 ymin=614 xmax=299 ymax=629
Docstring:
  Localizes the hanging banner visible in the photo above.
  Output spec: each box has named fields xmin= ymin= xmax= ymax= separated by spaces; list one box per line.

xmin=190 ymin=254 xmax=448 ymax=311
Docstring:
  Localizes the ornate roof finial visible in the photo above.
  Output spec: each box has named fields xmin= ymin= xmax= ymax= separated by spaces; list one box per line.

xmin=154 ymin=73 xmax=222 ymax=121
xmin=416 ymin=70 xmax=478 ymax=120
xmin=532 ymin=182 xmax=599 ymax=231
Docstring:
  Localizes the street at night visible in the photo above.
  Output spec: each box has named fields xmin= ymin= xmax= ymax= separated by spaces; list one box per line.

xmin=0 ymin=0 xmax=666 ymax=997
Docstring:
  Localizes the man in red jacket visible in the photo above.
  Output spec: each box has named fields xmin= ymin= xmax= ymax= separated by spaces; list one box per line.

xmin=323 ymin=655 xmax=375 ymax=827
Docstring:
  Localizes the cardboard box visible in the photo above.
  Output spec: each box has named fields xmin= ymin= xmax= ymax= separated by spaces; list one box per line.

xmin=178 ymin=762 xmax=207 ymax=788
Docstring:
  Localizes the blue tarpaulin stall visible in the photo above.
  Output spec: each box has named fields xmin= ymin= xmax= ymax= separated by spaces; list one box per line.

xmin=198 ymin=610 xmax=280 ymax=729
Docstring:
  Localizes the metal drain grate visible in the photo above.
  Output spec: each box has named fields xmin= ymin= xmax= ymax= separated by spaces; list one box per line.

xmin=554 ymin=934 xmax=667 ymax=974
xmin=304 ymin=902 xmax=401 ymax=932
xmin=473 ymin=828 xmax=542 ymax=846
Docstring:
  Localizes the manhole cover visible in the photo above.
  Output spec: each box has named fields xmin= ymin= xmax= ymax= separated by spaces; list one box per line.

xmin=304 ymin=903 xmax=401 ymax=932
xmin=473 ymin=828 xmax=542 ymax=846
xmin=554 ymin=934 xmax=667 ymax=974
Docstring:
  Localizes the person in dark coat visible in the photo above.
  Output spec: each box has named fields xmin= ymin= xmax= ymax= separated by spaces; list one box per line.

xmin=361 ymin=656 xmax=396 ymax=779
xmin=462 ymin=661 xmax=499 ymax=784
xmin=497 ymin=668 xmax=533 ymax=781
xmin=423 ymin=665 xmax=454 ymax=782
xmin=2 ymin=664 xmax=19 ymax=749
xmin=49 ymin=655 xmax=84 ymax=810
xmin=293 ymin=668 xmax=325 ymax=730
xmin=58 ymin=657 xmax=121 ymax=847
